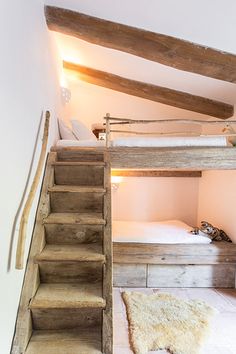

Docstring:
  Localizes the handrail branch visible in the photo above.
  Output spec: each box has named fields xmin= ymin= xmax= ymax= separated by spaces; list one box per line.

xmin=104 ymin=113 xmax=236 ymax=147
xmin=15 ymin=111 xmax=50 ymax=270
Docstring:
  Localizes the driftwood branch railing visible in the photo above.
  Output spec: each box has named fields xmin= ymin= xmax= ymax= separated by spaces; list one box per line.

xmin=15 ymin=111 xmax=50 ymax=270
xmin=104 ymin=113 xmax=236 ymax=147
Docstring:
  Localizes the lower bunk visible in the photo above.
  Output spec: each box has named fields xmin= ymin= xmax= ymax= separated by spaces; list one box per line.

xmin=113 ymin=242 xmax=236 ymax=288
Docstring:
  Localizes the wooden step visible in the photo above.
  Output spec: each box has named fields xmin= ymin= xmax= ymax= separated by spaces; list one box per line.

xmin=53 ymin=161 xmax=105 ymax=166
xmin=43 ymin=213 xmax=105 ymax=225
xmin=45 ymin=224 xmax=103 ymax=244
xmin=26 ymin=328 xmax=102 ymax=354
xmin=48 ymin=185 xmax=106 ymax=193
xmin=54 ymin=164 xmax=104 ymax=186
xmin=30 ymin=283 xmax=105 ymax=330
xmin=39 ymin=261 xmax=103 ymax=284
xmin=35 ymin=244 xmax=105 ymax=263
xmin=31 ymin=307 xmax=102 ymax=330
xmin=30 ymin=283 xmax=105 ymax=309
xmin=57 ymin=149 xmax=104 ymax=162
xmin=50 ymin=189 xmax=104 ymax=213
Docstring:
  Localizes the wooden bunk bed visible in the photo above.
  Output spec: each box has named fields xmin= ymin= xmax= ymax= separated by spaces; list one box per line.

xmin=52 ymin=115 xmax=236 ymax=289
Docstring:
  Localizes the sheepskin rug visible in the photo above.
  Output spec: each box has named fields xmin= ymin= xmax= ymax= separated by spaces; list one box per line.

xmin=122 ymin=291 xmax=215 ymax=354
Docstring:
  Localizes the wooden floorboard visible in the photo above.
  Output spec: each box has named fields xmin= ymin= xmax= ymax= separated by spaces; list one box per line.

xmin=113 ymin=287 xmax=236 ymax=354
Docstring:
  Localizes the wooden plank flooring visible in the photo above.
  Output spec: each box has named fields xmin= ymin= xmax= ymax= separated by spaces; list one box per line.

xmin=113 ymin=287 xmax=236 ymax=354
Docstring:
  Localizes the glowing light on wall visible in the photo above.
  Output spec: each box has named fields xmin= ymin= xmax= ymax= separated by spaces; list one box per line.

xmin=111 ymin=176 xmax=123 ymax=191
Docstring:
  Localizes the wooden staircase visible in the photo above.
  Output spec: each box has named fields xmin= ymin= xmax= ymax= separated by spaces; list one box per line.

xmin=12 ymin=149 xmax=112 ymax=354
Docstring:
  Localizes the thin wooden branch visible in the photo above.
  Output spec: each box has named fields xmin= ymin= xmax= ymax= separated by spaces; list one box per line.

xmin=105 ymin=116 xmax=236 ymax=125
xmin=45 ymin=6 xmax=236 ymax=83
xmin=15 ymin=111 xmax=50 ymax=270
xmin=64 ymin=62 xmax=234 ymax=119
xmin=110 ymin=130 xmax=236 ymax=137
xmin=110 ymin=130 xmax=199 ymax=136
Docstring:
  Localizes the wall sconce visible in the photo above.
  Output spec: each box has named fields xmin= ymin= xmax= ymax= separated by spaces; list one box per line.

xmin=61 ymin=86 xmax=71 ymax=104
xmin=111 ymin=176 xmax=123 ymax=191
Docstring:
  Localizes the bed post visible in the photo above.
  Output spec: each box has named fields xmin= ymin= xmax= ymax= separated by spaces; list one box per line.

xmin=105 ymin=113 xmax=111 ymax=148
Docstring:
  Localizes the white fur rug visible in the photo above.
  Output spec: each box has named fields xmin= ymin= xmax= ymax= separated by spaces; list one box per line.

xmin=122 ymin=291 xmax=216 ymax=354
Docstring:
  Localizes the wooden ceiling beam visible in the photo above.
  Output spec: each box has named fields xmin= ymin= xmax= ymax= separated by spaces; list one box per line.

xmin=46 ymin=6 xmax=236 ymax=83
xmin=63 ymin=61 xmax=234 ymax=119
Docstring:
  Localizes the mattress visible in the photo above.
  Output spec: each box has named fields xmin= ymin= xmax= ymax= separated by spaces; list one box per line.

xmin=56 ymin=135 xmax=228 ymax=148
xmin=112 ymin=136 xmax=228 ymax=147
xmin=112 ymin=220 xmax=211 ymax=244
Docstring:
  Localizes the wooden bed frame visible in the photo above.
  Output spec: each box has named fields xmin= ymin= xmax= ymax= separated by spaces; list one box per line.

xmin=52 ymin=122 xmax=236 ymax=289
xmin=113 ymin=242 xmax=236 ymax=288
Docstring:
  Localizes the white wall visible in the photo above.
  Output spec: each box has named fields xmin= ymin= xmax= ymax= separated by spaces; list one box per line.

xmin=47 ymin=0 xmax=236 ymax=115
xmin=198 ymin=171 xmax=236 ymax=243
xmin=62 ymin=80 xmax=204 ymax=136
xmin=112 ymin=177 xmax=200 ymax=226
xmin=48 ymin=0 xmax=236 ymax=135
xmin=0 ymin=1 xmax=62 ymax=353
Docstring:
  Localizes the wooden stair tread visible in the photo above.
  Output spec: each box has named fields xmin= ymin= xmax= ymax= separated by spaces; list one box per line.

xmin=25 ymin=328 xmax=102 ymax=354
xmin=35 ymin=244 xmax=105 ymax=262
xmin=44 ymin=213 xmax=105 ymax=225
xmin=30 ymin=283 xmax=105 ymax=309
xmin=48 ymin=185 xmax=106 ymax=193
xmin=53 ymin=161 xmax=105 ymax=166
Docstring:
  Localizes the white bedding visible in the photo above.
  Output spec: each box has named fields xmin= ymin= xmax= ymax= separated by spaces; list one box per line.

xmin=112 ymin=220 xmax=211 ymax=244
xmin=112 ymin=136 xmax=228 ymax=147
xmin=56 ymin=135 xmax=228 ymax=148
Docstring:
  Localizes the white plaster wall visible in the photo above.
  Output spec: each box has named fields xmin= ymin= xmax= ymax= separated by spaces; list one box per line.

xmin=0 ymin=1 xmax=62 ymax=353
xmin=198 ymin=171 xmax=236 ymax=243
xmin=112 ymin=177 xmax=200 ymax=226
xmin=47 ymin=0 xmax=236 ymax=110
xmin=62 ymin=80 xmax=203 ymax=135
xmin=49 ymin=0 xmax=236 ymax=133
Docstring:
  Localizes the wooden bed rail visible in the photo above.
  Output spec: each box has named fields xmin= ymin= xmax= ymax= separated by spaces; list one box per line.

xmin=15 ymin=111 xmax=50 ymax=270
xmin=105 ymin=116 xmax=236 ymax=125
xmin=104 ymin=113 xmax=236 ymax=147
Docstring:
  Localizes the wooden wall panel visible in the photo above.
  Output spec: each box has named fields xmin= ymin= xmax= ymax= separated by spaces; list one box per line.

xmin=147 ymin=264 xmax=236 ymax=288
xmin=113 ymin=264 xmax=147 ymax=287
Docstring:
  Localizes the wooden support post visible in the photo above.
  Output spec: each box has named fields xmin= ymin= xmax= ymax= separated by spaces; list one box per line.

xmin=105 ymin=113 xmax=111 ymax=148
xmin=102 ymin=151 xmax=113 ymax=354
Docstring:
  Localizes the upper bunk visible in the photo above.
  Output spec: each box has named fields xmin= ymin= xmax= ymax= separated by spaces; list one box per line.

xmin=51 ymin=146 xmax=236 ymax=170
xmin=53 ymin=115 xmax=236 ymax=170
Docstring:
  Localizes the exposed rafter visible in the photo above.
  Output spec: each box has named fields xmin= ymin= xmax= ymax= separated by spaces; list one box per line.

xmin=46 ymin=6 xmax=236 ymax=83
xmin=64 ymin=61 xmax=234 ymax=119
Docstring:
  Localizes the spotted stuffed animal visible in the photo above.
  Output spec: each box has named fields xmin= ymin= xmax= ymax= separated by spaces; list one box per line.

xmin=191 ymin=221 xmax=232 ymax=242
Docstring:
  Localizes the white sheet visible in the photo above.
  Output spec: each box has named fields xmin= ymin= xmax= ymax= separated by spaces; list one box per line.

xmin=112 ymin=220 xmax=211 ymax=244
xmin=112 ymin=136 xmax=228 ymax=147
xmin=56 ymin=135 xmax=228 ymax=148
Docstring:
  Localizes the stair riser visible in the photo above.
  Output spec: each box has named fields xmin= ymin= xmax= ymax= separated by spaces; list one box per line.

xmin=45 ymin=224 xmax=103 ymax=244
xmin=50 ymin=192 xmax=104 ymax=213
xmin=54 ymin=165 xmax=104 ymax=186
xmin=31 ymin=308 xmax=102 ymax=330
xmin=57 ymin=151 xmax=104 ymax=162
xmin=39 ymin=262 xmax=103 ymax=283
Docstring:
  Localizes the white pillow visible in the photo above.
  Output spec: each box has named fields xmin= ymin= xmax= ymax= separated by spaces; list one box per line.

xmin=58 ymin=119 xmax=76 ymax=140
xmin=71 ymin=119 xmax=96 ymax=141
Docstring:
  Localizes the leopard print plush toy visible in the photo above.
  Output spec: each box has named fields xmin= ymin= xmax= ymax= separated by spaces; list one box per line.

xmin=191 ymin=221 xmax=232 ymax=242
